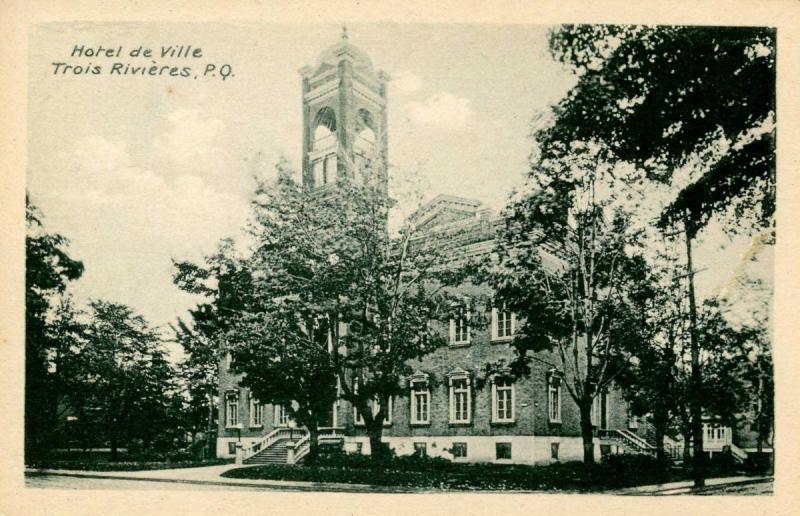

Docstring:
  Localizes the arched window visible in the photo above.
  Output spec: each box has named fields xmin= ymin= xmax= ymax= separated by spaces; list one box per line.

xmin=313 ymin=107 xmax=337 ymax=151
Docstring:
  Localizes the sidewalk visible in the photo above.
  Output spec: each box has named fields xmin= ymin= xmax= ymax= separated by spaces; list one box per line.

xmin=610 ymin=476 xmax=773 ymax=495
xmin=25 ymin=463 xmax=423 ymax=493
xmin=26 ymin=464 xmax=773 ymax=495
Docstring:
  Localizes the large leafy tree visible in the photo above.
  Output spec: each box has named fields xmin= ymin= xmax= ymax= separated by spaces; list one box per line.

xmin=539 ymin=24 xmax=775 ymax=485
xmin=223 ymin=162 xmax=462 ymax=462
xmin=173 ymin=239 xmax=250 ymax=459
xmin=491 ymin=142 xmax=649 ymax=465
xmin=76 ymin=301 xmax=177 ymax=460
xmin=544 ymin=25 xmax=775 ymax=234
xmin=25 ymin=197 xmax=84 ymax=459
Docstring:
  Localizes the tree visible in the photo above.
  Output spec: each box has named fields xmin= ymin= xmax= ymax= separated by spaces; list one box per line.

xmin=490 ymin=142 xmax=647 ymax=465
xmin=539 ymin=24 xmax=775 ymax=486
xmin=173 ymin=317 xmax=220 ymax=459
xmin=77 ymin=301 xmax=176 ymax=460
xmin=544 ymin=25 xmax=775 ymax=235
xmin=223 ymin=162 xmax=462 ymax=462
xmin=173 ymin=239 xmax=250 ymax=459
xmin=615 ymin=258 xmax=685 ymax=462
xmin=25 ymin=197 xmax=84 ymax=459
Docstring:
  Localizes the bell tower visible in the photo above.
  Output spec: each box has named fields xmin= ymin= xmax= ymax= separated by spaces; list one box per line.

xmin=299 ymin=27 xmax=390 ymax=194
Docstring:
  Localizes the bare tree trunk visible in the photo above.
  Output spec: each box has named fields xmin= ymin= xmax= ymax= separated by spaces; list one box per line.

xmin=367 ymin=419 xmax=388 ymax=463
xmin=653 ymin=409 xmax=667 ymax=463
xmin=307 ymin=423 xmax=320 ymax=465
xmin=683 ymin=432 xmax=692 ymax=465
xmin=579 ymin=401 xmax=595 ymax=465
xmin=685 ymin=220 xmax=705 ymax=487
xmin=206 ymin=392 xmax=215 ymax=459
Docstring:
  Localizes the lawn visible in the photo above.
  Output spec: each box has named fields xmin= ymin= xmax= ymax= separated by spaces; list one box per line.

xmin=26 ymin=450 xmax=233 ymax=472
xmin=222 ymin=453 xmax=687 ymax=491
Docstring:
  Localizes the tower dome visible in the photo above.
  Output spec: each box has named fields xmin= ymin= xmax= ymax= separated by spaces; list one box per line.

xmin=315 ymin=26 xmax=374 ymax=73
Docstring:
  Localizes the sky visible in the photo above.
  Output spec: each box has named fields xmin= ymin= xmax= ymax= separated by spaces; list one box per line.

xmin=27 ymin=22 xmax=772 ymax=340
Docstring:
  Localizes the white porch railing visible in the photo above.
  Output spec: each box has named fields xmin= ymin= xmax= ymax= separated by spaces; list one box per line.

xmin=288 ymin=428 xmax=345 ymax=464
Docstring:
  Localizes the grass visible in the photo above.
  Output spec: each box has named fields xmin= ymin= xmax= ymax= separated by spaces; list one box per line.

xmin=221 ymin=453 xmax=687 ymax=491
xmin=26 ymin=450 xmax=233 ymax=472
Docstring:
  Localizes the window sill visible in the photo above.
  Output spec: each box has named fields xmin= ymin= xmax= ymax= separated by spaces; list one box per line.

xmin=449 ymin=341 xmax=471 ymax=348
xmin=549 ymin=419 xmax=562 ymax=425
xmin=490 ymin=336 xmax=514 ymax=344
xmin=249 ymin=424 xmax=264 ymax=429
xmin=410 ymin=421 xmax=431 ymax=427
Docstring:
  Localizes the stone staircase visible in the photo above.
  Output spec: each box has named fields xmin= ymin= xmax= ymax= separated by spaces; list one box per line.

xmin=599 ymin=429 xmax=658 ymax=456
xmin=244 ymin=437 xmax=298 ymax=464
xmin=240 ymin=427 xmax=345 ymax=465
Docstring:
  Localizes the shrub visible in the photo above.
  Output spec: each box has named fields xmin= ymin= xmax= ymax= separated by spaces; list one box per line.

xmin=26 ymin=458 xmax=233 ymax=472
xmin=595 ymin=454 xmax=672 ymax=487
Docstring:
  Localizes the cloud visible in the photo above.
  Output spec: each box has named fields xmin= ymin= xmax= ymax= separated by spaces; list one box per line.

xmin=152 ymin=108 xmax=232 ymax=187
xmin=406 ymin=92 xmax=473 ymax=132
xmin=42 ymin=133 xmax=250 ymax=328
xmin=392 ymin=70 xmax=422 ymax=94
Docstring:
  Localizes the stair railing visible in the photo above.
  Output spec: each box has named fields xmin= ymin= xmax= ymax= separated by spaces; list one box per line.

xmin=242 ymin=427 xmax=296 ymax=462
xmin=730 ymin=443 xmax=749 ymax=462
xmin=618 ymin=429 xmax=656 ymax=451
xmin=288 ymin=433 xmax=311 ymax=464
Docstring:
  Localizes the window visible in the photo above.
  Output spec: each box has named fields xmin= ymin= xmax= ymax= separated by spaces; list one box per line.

xmin=449 ymin=375 xmax=471 ymax=424
xmin=274 ymin=404 xmax=292 ymax=427
xmin=410 ymin=379 xmax=430 ymax=425
xmin=548 ymin=375 xmax=562 ymax=423
xmin=591 ymin=391 xmax=608 ymax=429
xmin=496 ymin=442 xmax=512 ymax=460
xmin=492 ymin=305 xmax=515 ymax=340
xmin=449 ymin=310 xmax=470 ymax=345
xmin=249 ymin=395 xmax=264 ymax=427
xmin=451 ymin=442 xmax=468 ymax=459
xmin=600 ymin=444 xmax=612 ymax=458
xmin=551 ymin=442 xmax=560 ymax=460
xmin=627 ymin=409 xmax=639 ymax=429
xmin=225 ymin=392 xmax=239 ymax=427
xmin=354 ymin=396 xmax=393 ymax=426
xmin=413 ymin=442 xmax=427 ymax=458
xmin=228 ymin=442 xmax=237 ymax=455
xmin=492 ymin=377 xmax=515 ymax=423
xmin=375 ymin=396 xmax=393 ymax=426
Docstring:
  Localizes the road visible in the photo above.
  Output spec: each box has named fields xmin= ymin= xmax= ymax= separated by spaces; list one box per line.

xmin=26 ymin=470 xmax=773 ymax=494
xmin=26 ymin=472 xmax=270 ymax=491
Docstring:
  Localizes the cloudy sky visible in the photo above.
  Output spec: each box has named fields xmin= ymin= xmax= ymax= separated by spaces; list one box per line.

xmin=28 ymin=22 xmax=771 ymax=338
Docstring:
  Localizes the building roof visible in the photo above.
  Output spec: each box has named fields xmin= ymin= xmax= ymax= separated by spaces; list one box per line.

xmin=409 ymin=194 xmax=489 ymax=231
xmin=300 ymin=27 xmax=379 ymax=78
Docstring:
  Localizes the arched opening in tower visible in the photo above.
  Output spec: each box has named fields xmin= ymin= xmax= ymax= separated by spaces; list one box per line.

xmin=312 ymin=107 xmax=338 ymax=187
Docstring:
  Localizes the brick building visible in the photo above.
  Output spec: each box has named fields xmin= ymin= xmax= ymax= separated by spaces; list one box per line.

xmin=216 ymin=30 xmax=637 ymax=465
